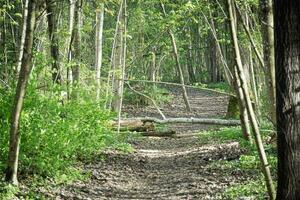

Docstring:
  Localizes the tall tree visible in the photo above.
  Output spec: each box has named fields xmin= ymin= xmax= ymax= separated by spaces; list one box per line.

xmin=5 ymin=0 xmax=36 ymax=185
xmin=45 ymin=0 xmax=61 ymax=84
xmin=160 ymin=2 xmax=191 ymax=112
xmin=72 ymin=0 xmax=82 ymax=85
xmin=95 ymin=4 xmax=104 ymax=101
xmin=260 ymin=0 xmax=276 ymax=124
xmin=274 ymin=1 xmax=300 ymax=199
xmin=227 ymin=0 xmax=275 ymax=199
xmin=111 ymin=1 xmax=124 ymax=112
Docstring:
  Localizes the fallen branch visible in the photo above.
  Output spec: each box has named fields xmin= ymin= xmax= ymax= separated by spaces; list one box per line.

xmin=120 ymin=117 xmax=241 ymax=126
xmin=111 ymin=119 xmax=155 ymax=132
xmin=123 ymin=79 xmax=235 ymax=97
xmin=126 ymin=82 xmax=166 ymax=119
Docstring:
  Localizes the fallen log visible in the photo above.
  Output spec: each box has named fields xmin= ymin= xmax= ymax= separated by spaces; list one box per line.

xmin=111 ymin=119 xmax=155 ymax=132
xmin=111 ymin=117 xmax=240 ymax=133
xmin=122 ymin=117 xmax=241 ymax=126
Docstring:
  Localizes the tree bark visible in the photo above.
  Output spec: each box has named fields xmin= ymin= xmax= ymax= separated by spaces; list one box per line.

xmin=16 ymin=0 xmax=29 ymax=76
xmin=66 ymin=0 xmax=76 ymax=99
xmin=45 ymin=0 xmax=61 ymax=84
xmin=260 ymin=0 xmax=276 ymax=124
xmin=106 ymin=1 xmax=123 ymax=109
xmin=95 ymin=4 xmax=104 ymax=100
xmin=116 ymin=0 xmax=127 ymax=133
xmin=121 ymin=117 xmax=240 ymax=126
xmin=5 ymin=0 xmax=36 ymax=185
xmin=72 ymin=0 xmax=82 ymax=85
xmin=274 ymin=1 xmax=300 ymax=199
xmin=112 ymin=2 xmax=124 ymax=113
xmin=186 ymin=27 xmax=196 ymax=84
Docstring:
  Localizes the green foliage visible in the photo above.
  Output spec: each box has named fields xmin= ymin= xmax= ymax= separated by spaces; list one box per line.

xmin=124 ymin=85 xmax=171 ymax=106
xmin=223 ymin=178 xmax=269 ymax=200
xmin=0 ymin=183 xmax=19 ymax=200
xmin=200 ymin=126 xmax=277 ymax=199
xmin=194 ymin=82 xmax=231 ymax=93
xmin=0 ymin=83 xmax=130 ymax=180
xmin=198 ymin=127 xmax=251 ymax=148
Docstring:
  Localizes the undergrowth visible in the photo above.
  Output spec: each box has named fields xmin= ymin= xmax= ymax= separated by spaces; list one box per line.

xmin=0 ymin=83 xmax=132 ymax=199
xmin=194 ymin=82 xmax=231 ymax=94
xmin=198 ymin=126 xmax=277 ymax=199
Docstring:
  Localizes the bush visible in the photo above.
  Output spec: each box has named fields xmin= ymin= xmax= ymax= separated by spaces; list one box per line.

xmin=0 ymin=83 xmax=129 ymax=179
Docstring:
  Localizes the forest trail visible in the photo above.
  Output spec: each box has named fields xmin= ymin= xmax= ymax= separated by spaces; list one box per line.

xmin=52 ymin=87 xmax=247 ymax=200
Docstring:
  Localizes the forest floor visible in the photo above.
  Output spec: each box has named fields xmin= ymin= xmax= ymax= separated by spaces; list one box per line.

xmin=38 ymin=87 xmax=261 ymax=199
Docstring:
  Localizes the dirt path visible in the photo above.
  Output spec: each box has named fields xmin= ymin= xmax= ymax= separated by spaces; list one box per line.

xmin=51 ymin=87 xmax=247 ymax=200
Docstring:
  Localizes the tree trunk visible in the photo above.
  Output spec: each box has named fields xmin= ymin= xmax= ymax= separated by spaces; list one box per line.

xmin=66 ymin=0 xmax=76 ymax=99
xmin=106 ymin=1 xmax=123 ymax=110
xmin=121 ymin=117 xmax=240 ymax=126
xmin=72 ymin=0 xmax=82 ymax=85
xmin=1 ymin=12 xmax=8 ymax=83
xmin=160 ymin=2 xmax=191 ymax=112
xmin=274 ymin=1 xmax=300 ymax=199
xmin=116 ymin=0 xmax=127 ymax=133
xmin=45 ymin=0 xmax=61 ymax=84
xmin=5 ymin=0 xmax=36 ymax=185
xmin=149 ymin=51 xmax=156 ymax=82
xmin=15 ymin=0 xmax=29 ymax=76
xmin=260 ymin=0 xmax=276 ymax=124
xmin=186 ymin=28 xmax=196 ymax=84
xmin=234 ymin=67 xmax=252 ymax=142
xmin=95 ymin=4 xmax=104 ymax=100
xmin=227 ymin=0 xmax=275 ymax=199
xmin=112 ymin=2 xmax=124 ymax=113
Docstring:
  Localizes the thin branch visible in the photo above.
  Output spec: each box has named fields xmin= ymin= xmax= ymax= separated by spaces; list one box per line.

xmin=126 ymin=82 xmax=166 ymax=119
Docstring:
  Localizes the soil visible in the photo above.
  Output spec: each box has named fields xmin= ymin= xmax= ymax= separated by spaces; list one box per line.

xmin=40 ymin=87 xmax=250 ymax=200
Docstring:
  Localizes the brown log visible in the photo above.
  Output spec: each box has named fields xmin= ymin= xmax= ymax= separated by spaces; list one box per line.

xmin=111 ymin=119 xmax=155 ymax=132
xmin=134 ymin=117 xmax=240 ymax=126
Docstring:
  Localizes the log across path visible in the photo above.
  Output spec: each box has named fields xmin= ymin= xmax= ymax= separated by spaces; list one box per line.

xmin=48 ymin=86 xmax=251 ymax=199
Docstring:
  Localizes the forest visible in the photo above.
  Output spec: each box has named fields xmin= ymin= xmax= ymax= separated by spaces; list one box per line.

xmin=0 ymin=0 xmax=299 ymax=199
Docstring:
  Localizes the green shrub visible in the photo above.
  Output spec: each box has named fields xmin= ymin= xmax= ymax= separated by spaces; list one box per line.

xmin=0 ymin=83 xmax=130 ymax=180
xmin=223 ymin=178 xmax=269 ymax=200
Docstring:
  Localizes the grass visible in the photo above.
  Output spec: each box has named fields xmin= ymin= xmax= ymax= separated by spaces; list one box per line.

xmin=198 ymin=126 xmax=277 ymax=199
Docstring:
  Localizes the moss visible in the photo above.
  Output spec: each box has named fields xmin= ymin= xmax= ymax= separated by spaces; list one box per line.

xmin=226 ymin=95 xmax=240 ymax=119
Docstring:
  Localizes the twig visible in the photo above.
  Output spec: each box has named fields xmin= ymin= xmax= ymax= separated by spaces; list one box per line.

xmin=126 ymin=82 xmax=166 ymax=119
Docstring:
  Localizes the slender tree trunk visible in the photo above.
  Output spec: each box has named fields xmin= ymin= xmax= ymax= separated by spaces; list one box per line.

xmin=107 ymin=1 xmax=123 ymax=110
xmin=1 ymin=13 xmax=8 ymax=83
xmin=66 ymin=0 xmax=76 ymax=99
xmin=149 ymin=51 xmax=156 ymax=82
xmin=15 ymin=0 xmax=29 ymax=76
xmin=45 ymin=0 xmax=61 ymax=84
xmin=235 ymin=3 xmax=264 ymax=69
xmin=116 ymin=0 xmax=127 ymax=133
xmin=112 ymin=2 xmax=124 ymax=112
xmin=95 ymin=4 xmax=104 ymax=100
xmin=72 ymin=0 xmax=82 ymax=85
xmin=5 ymin=0 xmax=36 ymax=185
xmin=234 ymin=67 xmax=252 ymax=142
xmin=186 ymin=28 xmax=196 ymax=84
xmin=227 ymin=0 xmax=275 ymax=199
xmin=160 ymin=2 xmax=191 ymax=112
xmin=260 ymin=0 xmax=276 ymax=124
xmin=274 ymin=1 xmax=300 ymax=199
